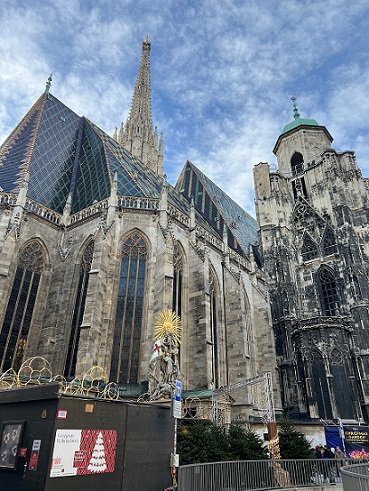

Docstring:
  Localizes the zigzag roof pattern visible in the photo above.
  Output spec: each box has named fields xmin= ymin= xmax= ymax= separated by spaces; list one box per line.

xmin=0 ymin=92 xmax=257 ymax=259
xmin=0 ymin=92 xmax=174 ymax=215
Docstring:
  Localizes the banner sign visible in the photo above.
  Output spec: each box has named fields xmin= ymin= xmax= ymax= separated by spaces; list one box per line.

xmin=50 ymin=429 xmax=117 ymax=477
xmin=343 ymin=426 xmax=369 ymax=459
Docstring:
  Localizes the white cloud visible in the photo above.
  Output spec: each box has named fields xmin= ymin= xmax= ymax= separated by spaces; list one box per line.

xmin=1 ymin=0 xmax=369 ymax=215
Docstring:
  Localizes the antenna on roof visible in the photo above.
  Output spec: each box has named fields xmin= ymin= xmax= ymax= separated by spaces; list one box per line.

xmin=291 ymin=96 xmax=300 ymax=120
xmin=45 ymin=73 xmax=53 ymax=94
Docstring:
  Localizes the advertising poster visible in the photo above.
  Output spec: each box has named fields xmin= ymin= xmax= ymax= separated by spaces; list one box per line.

xmin=343 ymin=426 xmax=369 ymax=458
xmin=50 ymin=429 xmax=117 ymax=477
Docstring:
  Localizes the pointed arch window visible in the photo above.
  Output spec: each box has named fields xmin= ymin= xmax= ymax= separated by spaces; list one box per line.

xmin=330 ymin=349 xmax=354 ymax=419
xmin=291 ymin=152 xmax=304 ymax=175
xmin=64 ymin=240 xmax=94 ymax=379
xmin=110 ymin=232 xmax=148 ymax=384
xmin=172 ymin=243 xmax=183 ymax=319
xmin=0 ymin=241 xmax=45 ymax=372
xmin=243 ymin=292 xmax=251 ymax=357
xmin=317 ymin=266 xmax=339 ymax=316
xmin=301 ymin=234 xmax=319 ymax=262
xmin=311 ymin=350 xmax=333 ymax=420
xmin=209 ymin=270 xmax=219 ymax=388
xmin=322 ymin=227 xmax=337 ymax=256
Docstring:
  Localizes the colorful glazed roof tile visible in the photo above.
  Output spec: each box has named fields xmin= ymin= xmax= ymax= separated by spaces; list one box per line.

xmin=0 ymin=92 xmax=170 ymax=214
xmin=176 ymin=161 xmax=258 ymax=258
xmin=0 ymin=91 xmax=256 ymax=258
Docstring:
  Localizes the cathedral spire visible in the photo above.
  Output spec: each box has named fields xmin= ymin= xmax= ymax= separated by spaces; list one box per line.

xmin=116 ymin=36 xmax=164 ymax=175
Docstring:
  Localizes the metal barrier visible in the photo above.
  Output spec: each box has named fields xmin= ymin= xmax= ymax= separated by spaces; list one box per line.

xmin=341 ymin=463 xmax=369 ymax=490
xmin=178 ymin=458 xmax=365 ymax=490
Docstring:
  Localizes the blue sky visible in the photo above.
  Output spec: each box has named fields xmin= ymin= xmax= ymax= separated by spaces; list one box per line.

xmin=1 ymin=0 xmax=369 ymax=216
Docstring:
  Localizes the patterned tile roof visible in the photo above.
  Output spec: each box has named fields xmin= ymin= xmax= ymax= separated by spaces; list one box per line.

xmin=0 ymin=93 xmax=257 ymax=260
xmin=0 ymin=93 xmax=170 ymax=214
xmin=175 ymin=161 xmax=258 ymax=258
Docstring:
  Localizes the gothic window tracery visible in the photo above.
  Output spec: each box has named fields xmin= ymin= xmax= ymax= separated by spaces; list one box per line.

xmin=209 ymin=269 xmax=219 ymax=388
xmin=301 ymin=234 xmax=319 ymax=262
xmin=322 ymin=227 xmax=337 ymax=256
xmin=0 ymin=241 xmax=45 ymax=372
xmin=317 ymin=266 xmax=339 ymax=316
xmin=172 ymin=243 xmax=183 ymax=319
xmin=243 ymin=291 xmax=251 ymax=357
xmin=64 ymin=240 xmax=94 ymax=379
xmin=110 ymin=232 xmax=148 ymax=384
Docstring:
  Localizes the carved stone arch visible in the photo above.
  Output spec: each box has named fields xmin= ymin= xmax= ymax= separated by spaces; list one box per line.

xmin=18 ymin=237 xmax=50 ymax=269
xmin=120 ymin=228 xmax=150 ymax=256
xmin=0 ymin=239 xmax=47 ymax=372
xmin=292 ymin=196 xmax=325 ymax=233
xmin=315 ymin=265 xmax=340 ymax=316
xmin=291 ymin=151 xmax=304 ymax=175
xmin=301 ymin=231 xmax=319 ymax=262
xmin=330 ymin=347 xmax=344 ymax=366
xmin=321 ymin=225 xmax=337 ymax=256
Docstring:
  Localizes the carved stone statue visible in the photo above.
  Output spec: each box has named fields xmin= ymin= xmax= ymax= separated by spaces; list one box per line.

xmin=147 ymin=310 xmax=182 ymax=401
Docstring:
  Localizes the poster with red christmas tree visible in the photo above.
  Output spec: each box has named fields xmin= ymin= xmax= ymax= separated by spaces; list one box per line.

xmin=50 ymin=429 xmax=117 ymax=478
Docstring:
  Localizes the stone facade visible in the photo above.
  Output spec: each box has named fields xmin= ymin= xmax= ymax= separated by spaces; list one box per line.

xmin=254 ymin=111 xmax=369 ymax=423
xmin=0 ymin=38 xmax=279 ymax=422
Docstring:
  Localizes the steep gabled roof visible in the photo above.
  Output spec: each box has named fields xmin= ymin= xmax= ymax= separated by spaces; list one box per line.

xmin=176 ymin=161 xmax=258 ymax=259
xmin=0 ymin=92 xmax=169 ymax=214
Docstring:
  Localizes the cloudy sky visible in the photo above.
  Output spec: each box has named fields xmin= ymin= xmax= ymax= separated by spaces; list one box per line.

xmin=1 ymin=0 xmax=369 ymax=216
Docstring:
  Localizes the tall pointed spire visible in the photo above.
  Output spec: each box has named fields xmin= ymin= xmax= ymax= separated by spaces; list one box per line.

xmin=115 ymin=36 xmax=164 ymax=175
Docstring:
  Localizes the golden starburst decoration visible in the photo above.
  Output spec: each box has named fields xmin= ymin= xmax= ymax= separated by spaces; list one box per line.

xmin=154 ymin=310 xmax=182 ymax=346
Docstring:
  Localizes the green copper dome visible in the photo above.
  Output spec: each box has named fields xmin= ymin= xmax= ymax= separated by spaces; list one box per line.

xmin=282 ymin=117 xmax=319 ymax=134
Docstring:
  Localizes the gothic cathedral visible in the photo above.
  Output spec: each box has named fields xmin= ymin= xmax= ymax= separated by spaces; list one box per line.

xmin=1 ymin=37 xmax=368 ymax=424
xmin=0 ymin=38 xmax=276 ymax=422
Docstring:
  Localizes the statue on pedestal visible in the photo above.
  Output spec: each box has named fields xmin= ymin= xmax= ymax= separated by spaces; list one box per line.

xmin=148 ymin=310 xmax=182 ymax=401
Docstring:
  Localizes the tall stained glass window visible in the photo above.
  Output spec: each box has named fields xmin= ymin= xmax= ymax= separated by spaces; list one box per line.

xmin=209 ymin=270 xmax=219 ymax=388
xmin=172 ymin=243 xmax=183 ymax=318
xmin=0 ymin=242 xmax=45 ymax=372
xmin=110 ymin=232 xmax=147 ymax=384
xmin=64 ymin=240 xmax=94 ymax=379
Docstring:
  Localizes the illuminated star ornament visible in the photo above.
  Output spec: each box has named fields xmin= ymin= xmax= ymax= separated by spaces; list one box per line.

xmin=154 ymin=310 xmax=182 ymax=346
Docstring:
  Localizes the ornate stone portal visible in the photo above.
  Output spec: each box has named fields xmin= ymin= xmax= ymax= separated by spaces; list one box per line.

xmin=148 ymin=310 xmax=182 ymax=401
